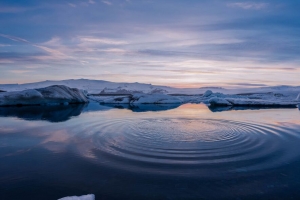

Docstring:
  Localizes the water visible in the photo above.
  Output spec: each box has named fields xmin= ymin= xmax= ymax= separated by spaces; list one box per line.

xmin=0 ymin=103 xmax=300 ymax=200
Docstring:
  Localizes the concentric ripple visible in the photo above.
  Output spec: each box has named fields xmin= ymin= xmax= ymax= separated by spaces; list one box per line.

xmin=71 ymin=117 xmax=300 ymax=176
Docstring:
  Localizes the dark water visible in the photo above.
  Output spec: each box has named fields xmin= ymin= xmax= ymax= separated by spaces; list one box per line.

xmin=0 ymin=103 xmax=300 ymax=200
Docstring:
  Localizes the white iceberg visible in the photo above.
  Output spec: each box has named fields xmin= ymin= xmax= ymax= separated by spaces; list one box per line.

xmin=208 ymin=97 xmax=232 ymax=106
xmin=202 ymin=90 xmax=213 ymax=97
xmin=224 ymin=98 xmax=297 ymax=107
xmin=101 ymin=96 xmax=131 ymax=104
xmin=0 ymin=85 xmax=88 ymax=106
xmin=58 ymin=194 xmax=95 ymax=200
xmin=130 ymin=94 xmax=182 ymax=104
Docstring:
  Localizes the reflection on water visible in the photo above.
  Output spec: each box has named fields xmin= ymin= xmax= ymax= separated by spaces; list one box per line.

xmin=0 ymin=103 xmax=182 ymax=123
xmin=0 ymin=103 xmax=300 ymax=200
xmin=208 ymin=105 xmax=298 ymax=112
xmin=0 ymin=104 xmax=87 ymax=122
xmin=103 ymin=103 xmax=181 ymax=112
xmin=0 ymin=102 xmax=296 ymax=123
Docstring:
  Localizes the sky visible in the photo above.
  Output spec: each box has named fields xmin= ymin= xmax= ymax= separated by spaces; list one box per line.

xmin=0 ymin=0 xmax=299 ymax=88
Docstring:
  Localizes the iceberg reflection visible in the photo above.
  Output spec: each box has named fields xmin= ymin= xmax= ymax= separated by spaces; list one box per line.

xmin=208 ymin=105 xmax=297 ymax=112
xmin=0 ymin=104 xmax=87 ymax=122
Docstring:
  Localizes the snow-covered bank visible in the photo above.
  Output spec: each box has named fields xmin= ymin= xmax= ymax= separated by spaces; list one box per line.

xmin=0 ymin=85 xmax=88 ymax=107
xmin=58 ymin=194 xmax=95 ymax=200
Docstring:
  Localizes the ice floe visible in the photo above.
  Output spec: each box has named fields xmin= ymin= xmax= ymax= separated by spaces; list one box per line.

xmin=208 ymin=97 xmax=232 ymax=106
xmin=130 ymin=93 xmax=182 ymax=104
xmin=89 ymin=94 xmax=182 ymax=105
xmin=0 ymin=85 xmax=88 ymax=106
xmin=58 ymin=194 xmax=95 ymax=200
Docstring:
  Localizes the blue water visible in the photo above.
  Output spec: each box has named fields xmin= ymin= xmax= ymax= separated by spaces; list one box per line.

xmin=0 ymin=103 xmax=300 ymax=199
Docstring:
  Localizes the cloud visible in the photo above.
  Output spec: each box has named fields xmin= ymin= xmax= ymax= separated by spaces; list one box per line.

xmin=0 ymin=34 xmax=29 ymax=43
xmin=9 ymin=70 xmax=32 ymax=74
xmin=41 ymin=37 xmax=61 ymax=46
xmin=227 ymin=2 xmax=269 ymax=10
xmin=0 ymin=34 xmax=69 ymax=59
xmin=68 ymin=3 xmax=76 ymax=8
xmin=0 ymin=44 xmax=11 ymax=47
xmin=79 ymin=37 xmax=128 ymax=45
xmin=100 ymin=48 xmax=128 ymax=54
xmin=102 ymin=1 xmax=112 ymax=6
xmin=0 ymin=6 xmax=29 ymax=13
xmin=225 ymin=83 xmax=268 ymax=87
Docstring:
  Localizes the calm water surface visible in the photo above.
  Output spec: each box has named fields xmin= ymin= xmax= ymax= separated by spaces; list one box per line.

xmin=0 ymin=103 xmax=300 ymax=200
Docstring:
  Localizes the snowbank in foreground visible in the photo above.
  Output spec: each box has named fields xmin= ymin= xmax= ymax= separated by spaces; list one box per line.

xmin=58 ymin=194 xmax=95 ymax=200
xmin=0 ymin=85 xmax=88 ymax=106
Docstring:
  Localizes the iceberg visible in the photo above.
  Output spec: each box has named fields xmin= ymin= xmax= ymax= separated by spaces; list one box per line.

xmin=0 ymin=85 xmax=88 ymax=107
xmin=101 ymin=96 xmax=131 ymax=104
xmin=0 ymin=104 xmax=86 ymax=122
xmin=202 ymin=90 xmax=213 ymax=97
xmin=89 ymin=94 xmax=182 ymax=105
xmin=130 ymin=93 xmax=182 ymax=104
xmin=225 ymin=98 xmax=297 ymax=107
xmin=208 ymin=97 xmax=232 ymax=106
xmin=58 ymin=194 xmax=95 ymax=200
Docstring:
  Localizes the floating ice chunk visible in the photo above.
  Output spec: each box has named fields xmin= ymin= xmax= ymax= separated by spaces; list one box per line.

xmin=202 ymin=90 xmax=213 ymax=97
xmin=225 ymin=98 xmax=297 ymax=107
xmin=131 ymin=94 xmax=182 ymax=104
xmin=58 ymin=194 xmax=95 ymax=200
xmin=102 ymin=96 xmax=131 ymax=104
xmin=0 ymin=85 xmax=88 ymax=106
xmin=296 ymin=93 xmax=300 ymax=101
xmin=37 ymin=85 xmax=88 ymax=103
xmin=0 ymin=89 xmax=44 ymax=106
xmin=208 ymin=97 xmax=232 ymax=106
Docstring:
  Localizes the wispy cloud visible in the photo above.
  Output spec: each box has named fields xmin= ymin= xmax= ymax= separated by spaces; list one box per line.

xmin=102 ymin=1 xmax=112 ymax=6
xmin=0 ymin=6 xmax=29 ymax=13
xmin=0 ymin=44 xmax=11 ymax=47
xmin=78 ymin=37 xmax=128 ymax=45
xmin=68 ymin=3 xmax=76 ymax=8
xmin=88 ymin=0 xmax=96 ymax=4
xmin=227 ymin=2 xmax=269 ymax=10
xmin=0 ymin=34 xmax=29 ymax=43
xmin=9 ymin=70 xmax=32 ymax=74
xmin=0 ymin=34 xmax=69 ymax=60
